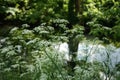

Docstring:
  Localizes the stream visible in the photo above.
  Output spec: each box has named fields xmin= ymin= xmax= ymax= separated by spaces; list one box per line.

xmin=55 ymin=42 xmax=120 ymax=69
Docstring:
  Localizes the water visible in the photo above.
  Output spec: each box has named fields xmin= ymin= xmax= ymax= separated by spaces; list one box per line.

xmin=55 ymin=42 xmax=120 ymax=68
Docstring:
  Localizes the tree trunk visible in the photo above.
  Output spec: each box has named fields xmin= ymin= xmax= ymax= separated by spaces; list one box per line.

xmin=67 ymin=0 xmax=84 ymax=76
xmin=75 ymin=0 xmax=80 ymax=15
xmin=68 ymin=0 xmax=76 ymax=24
xmin=67 ymin=33 xmax=80 ymax=76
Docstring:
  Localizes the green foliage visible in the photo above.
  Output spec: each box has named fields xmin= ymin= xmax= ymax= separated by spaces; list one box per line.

xmin=0 ymin=23 xmax=68 ymax=80
xmin=1 ymin=0 xmax=120 ymax=79
xmin=0 ymin=0 xmax=68 ymax=24
xmin=50 ymin=19 xmax=69 ymax=33
xmin=0 ymin=24 xmax=120 ymax=80
xmin=88 ymin=22 xmax=111 ymax=39
xmin=85 ymin=0 xmax=120 ymax=43
xmin=0 ymin=19 xmax=81 ymax=79
xmin=1 ymin=0 xmax=120 ymax=44
xmin=111 ymin=25 xmax=120 ymax=41
xmin=66 ymin=24 xmax=84 ymax=38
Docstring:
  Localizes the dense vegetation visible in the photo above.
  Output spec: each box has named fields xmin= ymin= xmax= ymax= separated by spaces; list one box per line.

xmin=0 ymin=0 xmax=120 ymax=80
